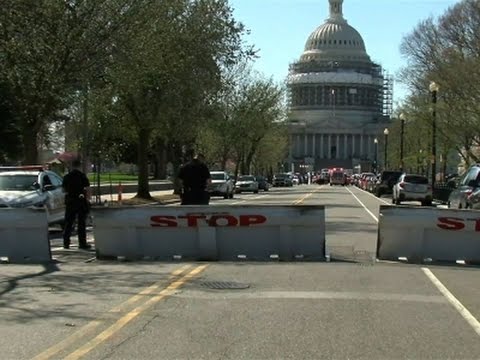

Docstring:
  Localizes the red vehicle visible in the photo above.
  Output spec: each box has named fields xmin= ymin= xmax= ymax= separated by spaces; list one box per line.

xmin=329 ymin=167 xmax=347 ymax=186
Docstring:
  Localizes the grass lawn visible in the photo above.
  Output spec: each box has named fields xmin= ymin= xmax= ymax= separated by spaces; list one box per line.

xmin=87 ymin=173 xmax=153 ymax=183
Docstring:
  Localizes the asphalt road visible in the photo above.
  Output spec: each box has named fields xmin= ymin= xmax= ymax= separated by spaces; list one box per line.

xmin=1 ymin=185 xmax=479 ymax=359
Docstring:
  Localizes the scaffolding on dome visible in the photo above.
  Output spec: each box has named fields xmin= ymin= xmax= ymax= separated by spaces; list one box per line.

xmin=382 ymin=72 xmax=394 ymax=117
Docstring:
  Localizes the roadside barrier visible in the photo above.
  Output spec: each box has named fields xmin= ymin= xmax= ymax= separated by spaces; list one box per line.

xmin=0 ymin=208 xmax=51 ymax=263
xmin=93 ymin=205 xmax=326 ymax=261
xmin=377 ymin=205 xmax=480 ymax=264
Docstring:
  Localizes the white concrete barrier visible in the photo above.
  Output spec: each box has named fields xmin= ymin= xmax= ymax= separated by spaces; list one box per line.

xmin=0 ymin=208 xmax=51 ymax=263
xmin=377 ymin=205 xmax=480 ymax=263
xmin=93 ymin=205 xmax=326 ymax=261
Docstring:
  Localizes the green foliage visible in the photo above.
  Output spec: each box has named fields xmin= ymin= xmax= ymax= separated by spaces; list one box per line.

xmin=399 ymin=0 xmax=480 ymax=168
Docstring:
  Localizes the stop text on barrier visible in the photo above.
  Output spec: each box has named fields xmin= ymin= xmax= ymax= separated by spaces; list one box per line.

xmin=151 ymin=214 xmax=267 ymax=228
xmin=437 ymin=217 xmax=480 ymax=231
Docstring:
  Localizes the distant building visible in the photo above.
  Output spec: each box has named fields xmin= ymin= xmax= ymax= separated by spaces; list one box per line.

xmin=287 ymin=0 xmax=393 ymax=172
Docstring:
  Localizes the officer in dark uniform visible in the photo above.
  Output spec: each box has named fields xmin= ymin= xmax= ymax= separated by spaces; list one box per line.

xmin=62 ymin=159 xmax=91 ymax=249
xmin=178 ymin=152 xmax=211 ymax=205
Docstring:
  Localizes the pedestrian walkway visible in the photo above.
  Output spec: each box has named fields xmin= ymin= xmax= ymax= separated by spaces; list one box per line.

xmin=90 ymin=189 xmax=178 ymax=206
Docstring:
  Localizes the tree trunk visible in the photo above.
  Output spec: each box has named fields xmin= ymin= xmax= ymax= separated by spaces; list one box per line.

xmin=136 ymin=128 xmax=152 ymax=199
xmin=234 ymin=154 xmax=242 ymax=180
xmin=221 ymin=148 xmax=229 ymax=171
xmin=245 ymin=150 xmax=256 ymax=175
xmin=153 ymin=140 xmax=167 ymax=179
xmin=170 ymin=142 xmax=184 ymax=195
xmin=22 ymin=125 xmax=39 ymax=164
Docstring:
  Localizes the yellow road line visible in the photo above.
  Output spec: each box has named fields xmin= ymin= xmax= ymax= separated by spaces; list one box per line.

xmin=292 ymin=186 xmax=323 ymax=205
xmin=63 ymin=265 xmax=208 ymax=360
xmin=109 ymin=264 xmax=192 ymax=313
xmin=31 ymin=264 xmax=193 ymax=360
xmin=31 ymin=321 xmax=102 ymax=360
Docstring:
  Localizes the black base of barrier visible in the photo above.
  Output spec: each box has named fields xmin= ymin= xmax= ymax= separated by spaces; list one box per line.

xmin=378 ymin=257 xmax=480 ymax=267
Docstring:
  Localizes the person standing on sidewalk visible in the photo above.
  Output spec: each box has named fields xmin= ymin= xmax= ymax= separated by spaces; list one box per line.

xmin=62 ymin=159 xmax=92 ymax=249
xmin=178 ymin=152 xmax=211 ymax=205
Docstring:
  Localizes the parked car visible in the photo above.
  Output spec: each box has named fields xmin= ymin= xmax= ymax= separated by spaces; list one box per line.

xmin=256 ymin=176 xmax=270 ymax=191
xmin=374 ymin=171 xmax=403 ymax=197
xmin=466 ymin=187 xmax=480 ymax=209
xmin=316 ymin=171 xmax=330 ymax=185
xmin=292 ymin=175 xmax=300 ymax=186
xmin=448 ymin=164 xmax=480 ymax=209
xmin=273 ymin=173 xmax=293 ymax=187
xmin=392 ymin=174 xmax=432 ymax=206
xmin=359 ymin=172 xmax=375 ymax=190
xmin=235 ymin=175 xmax=259 ymax=194
xmin=0 ymin=166 xmax=65 ymax=225
xmin=208 ymin=171 xmax=234 ymax=199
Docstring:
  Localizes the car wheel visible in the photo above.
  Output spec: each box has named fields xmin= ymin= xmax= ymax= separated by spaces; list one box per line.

xmin=229 ymin=192 xmax=234 ymax=199
xmin=254 ymin=190 xmax=259 ymax=194
xmin=224 ymin=192 xmax=229 ymax=199
xmin=264 ymin=188 xmax=269 ymax=192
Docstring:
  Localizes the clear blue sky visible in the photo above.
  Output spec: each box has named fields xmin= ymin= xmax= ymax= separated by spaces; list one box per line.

xmin=229 ymin=0 xmax=458 ymax=105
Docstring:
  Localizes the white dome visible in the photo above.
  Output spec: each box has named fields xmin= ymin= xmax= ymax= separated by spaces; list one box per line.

xmin=300 ymin=0 xmax=371 ymax=63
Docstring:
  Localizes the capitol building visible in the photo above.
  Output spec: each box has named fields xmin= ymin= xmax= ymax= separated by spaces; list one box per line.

xmin=287 ymin=0 xmax=393 ymax=172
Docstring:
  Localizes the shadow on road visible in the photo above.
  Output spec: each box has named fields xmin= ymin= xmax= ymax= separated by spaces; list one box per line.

xmin=0 ymin=263 xmax=60 ymax=298
xmin=0 ymin=263 xmax=177 ymax=324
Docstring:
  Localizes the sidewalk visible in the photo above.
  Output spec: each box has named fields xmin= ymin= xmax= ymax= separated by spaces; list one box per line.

xmin=91 ymin=189 xmax=180 ymax=206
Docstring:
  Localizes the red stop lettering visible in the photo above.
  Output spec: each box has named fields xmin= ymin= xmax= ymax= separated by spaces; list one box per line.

xmin=208 ymin=215 xmax=238 ymax=227
xmin=437 ymin=217 xmax=464 ymax=231
xmin=239 ymin=215 xmax=267 ymax=226
xmin=466 ymin=218 xmax=480 ymax=231
xmin=178 ymin=215 xmax=207 ymax=227
xmin=151 ymin=215 xmax=177 ymax=227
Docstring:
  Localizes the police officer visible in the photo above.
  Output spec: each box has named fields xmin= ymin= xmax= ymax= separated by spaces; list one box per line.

xmin=62 ymin=159 xmax=92 ymax=249
xmin=178 ymin=152 xmax=211 ymax=205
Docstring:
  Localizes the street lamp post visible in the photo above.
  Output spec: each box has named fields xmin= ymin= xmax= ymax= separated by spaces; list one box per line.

xmin=374 ymin=138 xmax=378 ymax=173
xmin=399 ymin=113 xmax=406 ymax=172
xmin=429 ymin=81 xmax=440 ymax=189
xmin=383 ymin=128 xmax=389 ymax=170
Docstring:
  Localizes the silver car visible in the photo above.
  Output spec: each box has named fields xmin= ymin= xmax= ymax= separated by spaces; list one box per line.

xmin=0 ymin=168 xmax=65 ymax=225
xmin=208 ymin=171 xmax=235 ymax=199
xmin=392 ymin=174 xmax=432 ymax=206
xmin=235 ymin=175 xmax=259 ymax=194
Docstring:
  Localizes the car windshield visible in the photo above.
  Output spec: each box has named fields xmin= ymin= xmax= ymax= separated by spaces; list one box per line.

xmin=404 ymin=175 xmax=428 ymax=184
xmin=239 ymin=176 xmax=255 ymax=181
xmin=0 ymin=175 xmax=38 ymax=191
xmin=274 ymin=174 xmax=287 ymax=179
xmin=210 ymin=173 xmax=226 ymax=180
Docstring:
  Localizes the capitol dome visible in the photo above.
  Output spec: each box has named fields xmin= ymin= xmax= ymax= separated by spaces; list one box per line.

xmin=300 ymin=0 xmax=371 ymax=63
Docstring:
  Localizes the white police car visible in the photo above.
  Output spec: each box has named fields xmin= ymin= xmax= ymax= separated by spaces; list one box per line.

xmin=0 ymin=166 xmax=65 ymax=225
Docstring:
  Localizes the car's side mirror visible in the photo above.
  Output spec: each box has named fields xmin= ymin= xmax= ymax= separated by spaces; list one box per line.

xmin=43 ymin=184 xmax=55 ymax=192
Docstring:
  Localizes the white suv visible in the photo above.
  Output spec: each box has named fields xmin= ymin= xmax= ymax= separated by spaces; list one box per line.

xmin=392 ymin=174 xmax=432 ymax=206
xmin=0 ymin=167 xmax=65 ymax=225
xmin=209 ymin=171 xmax=235 ymax=199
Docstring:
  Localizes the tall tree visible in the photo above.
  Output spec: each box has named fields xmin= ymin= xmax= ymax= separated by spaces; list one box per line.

xmin=108 ymin=0 xmax=248 ymax=198
xmin=0 ymin=0 xmax=136 ymax=163
xmin=399 ymin=0 xmax=480 ymax=166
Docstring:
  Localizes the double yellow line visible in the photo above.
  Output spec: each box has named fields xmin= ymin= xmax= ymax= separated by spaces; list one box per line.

xmin=33 ymin=264 xmax=208 ymax=360
xmin=292 ymin=186 xmax=323 ymax=205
